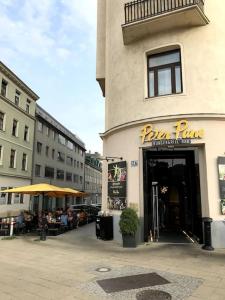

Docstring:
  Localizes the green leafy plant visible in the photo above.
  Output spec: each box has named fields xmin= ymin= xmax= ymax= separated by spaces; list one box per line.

xmin=119 ymin=207 xmax=139 ymax=236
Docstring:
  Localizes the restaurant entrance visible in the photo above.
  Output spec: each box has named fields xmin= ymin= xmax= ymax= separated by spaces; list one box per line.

xmin=143 ymin=149 xmax=203 ymax=244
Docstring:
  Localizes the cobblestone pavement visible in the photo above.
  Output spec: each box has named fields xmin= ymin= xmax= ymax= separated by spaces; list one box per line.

xmin=0 ymin=224 xmax=225 ymax=300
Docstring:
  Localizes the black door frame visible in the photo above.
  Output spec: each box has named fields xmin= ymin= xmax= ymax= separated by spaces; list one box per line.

xmin=143 ymin=148 xmax=202 ymax=243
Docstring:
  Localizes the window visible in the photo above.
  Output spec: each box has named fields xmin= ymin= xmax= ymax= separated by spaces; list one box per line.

xmin=0 ymin=187 xmax=7 ymax=205
xmin=22 ymin=153 xmax=27 ymax=171
xmin=26 ymin=99 xmax=31 ymax=113
xmin=56 ymin=169 xmax=64 ymax=180
xmin=67 ymin=140 xmax=73 ymax=150
xmin=14 ymin=193 xmax=20 ymax=204
xmin=52 ymin=130 xmax=55 ymax=140
xmin=0 ymin=111 xmax=4 ymax=131
xmin=66 ymin=156 xmax=73 ymax=166
xmin=37 ymin=121 xmax=43 ymax=132
xmin=9 ymin=149 xmax=16 ymax=168
xmin=37 ymin=142 xmax=42 ymax=154
xmin=35 ymin=164 xmax=41 ymax=176
xmin=80 ymin=176 xmax=83 ymax=184
xmin=81 ymin=163 xmax=83 ymax=169
xmin=7 ymin=188 xmax=12 ymax=204
xmin=58 ymin=134 xmax=66 ymax=145
xmin=57 ymin=151 xmax=65 ymax=162
xmin=52 ymin=149 xmax=55 ymax=159
xmin=74 ymin=159 xmax=76 ymax=167
xmin=15 ymin=90 xmax=20 ymax=106
xmin=45 ymin=166 xmax=54 ymax=178
xmin=20 ymin=194 xmax=24 ymax=204
xmin=0 ymin=145 xmax=2 ymax=164
xmin=73 ymin=174 xmax=78 ymax=183
xmin=46 ymin=127 xmax=49 ymax=136
xmin=66 ymin=172 xmax=72 ymax=181
xmin=24 ymin=126 xmax=29 ymax=141
xmin=77 ymin=161 xmax=79 ymax=168
xmin=12 ymin=119 xmax=18 ymax=136
xmin=46 ymin=146 xmax=49 ymax=156
xmin=148 ymin=49 xmax=182 ymax=97
xmin=1 ymin=79 xmax=7 ymax=97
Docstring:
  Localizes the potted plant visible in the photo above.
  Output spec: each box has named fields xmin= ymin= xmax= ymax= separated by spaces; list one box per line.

xmin=119 ymin=207 xmax=139 ymax=248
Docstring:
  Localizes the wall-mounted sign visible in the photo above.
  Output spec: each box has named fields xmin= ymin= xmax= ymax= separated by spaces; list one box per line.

xmin=218 ymin=157 xmax=225 ymax=200
xmin=140 ymin=120 xmax=204 ymax=144
xmin=108 ymin=161 xmax=127 ymax=210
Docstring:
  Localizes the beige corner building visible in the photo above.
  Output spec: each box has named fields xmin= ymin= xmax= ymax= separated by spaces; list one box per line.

xmin=96 ymin=0 xmax=225 ymax=248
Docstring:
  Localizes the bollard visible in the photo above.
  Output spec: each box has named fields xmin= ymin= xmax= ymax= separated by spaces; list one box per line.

xmin=10 ymin=217 xmax=14 ymax=237
xmin=202 ymin=217 xmax=214 ymax=251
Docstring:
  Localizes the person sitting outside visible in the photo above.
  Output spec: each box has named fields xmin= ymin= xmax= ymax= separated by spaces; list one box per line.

xmin=61 ymin=211 xmax=68 ymax=227
xmin=67 ymin=210 xmax=74 ymax=230
xmin=15 ymin=211 xmax=25 ymax=234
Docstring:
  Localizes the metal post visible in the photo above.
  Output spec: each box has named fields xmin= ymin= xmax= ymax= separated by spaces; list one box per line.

xmin=202 ymin=217 xmax=214 ymax=251
xmin=10 ymin=217 xmax=14 ymax=237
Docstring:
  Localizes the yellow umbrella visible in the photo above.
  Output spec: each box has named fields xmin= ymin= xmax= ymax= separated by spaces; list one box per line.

xmin=3 ymin=183 xmax=76 ymax=197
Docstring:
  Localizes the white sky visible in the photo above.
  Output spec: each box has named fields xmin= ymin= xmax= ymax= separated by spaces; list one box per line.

xmin=0 ymin=0 xmax=105 ymax=154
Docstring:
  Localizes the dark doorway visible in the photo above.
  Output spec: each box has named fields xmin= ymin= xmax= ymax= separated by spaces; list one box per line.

xmin=143 ymin=149 xmax=202 ymax=244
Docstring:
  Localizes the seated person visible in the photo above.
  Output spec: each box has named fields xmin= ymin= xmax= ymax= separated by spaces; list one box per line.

xmin=61 ymin=212 xmax=68 ymax=226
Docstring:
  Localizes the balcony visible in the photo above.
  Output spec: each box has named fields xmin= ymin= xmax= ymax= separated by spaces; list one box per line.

xmin=122 ymin=0 xmax=209 ymax=44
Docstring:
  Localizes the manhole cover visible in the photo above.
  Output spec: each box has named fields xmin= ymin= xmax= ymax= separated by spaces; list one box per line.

xmin=95 ymin=267 xmax=111 ymax=272
xmin=136 ymin=290 xmax=172 ymax=300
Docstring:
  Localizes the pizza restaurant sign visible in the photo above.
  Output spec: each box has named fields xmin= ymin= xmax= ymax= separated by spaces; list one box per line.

xmin=140 ymin=120 xmax=204 ymax=144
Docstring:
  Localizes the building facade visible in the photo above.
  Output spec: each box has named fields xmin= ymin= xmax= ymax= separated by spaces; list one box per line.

xmin=0 ymin=61 xmax=39 ymax=217
xmin=32 ymin=105 xmax=86 ymax=211
xmin=84 ymin=152 xmax=102 ymax=205
xmin=97 ymin=0 xmax=225 ymax=248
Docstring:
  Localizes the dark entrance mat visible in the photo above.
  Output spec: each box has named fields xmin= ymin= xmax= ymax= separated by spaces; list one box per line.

xmin=97 ymin=272 xmax=170 ymax=293
xmin=136 ymin=289 xmax=172 ymax=300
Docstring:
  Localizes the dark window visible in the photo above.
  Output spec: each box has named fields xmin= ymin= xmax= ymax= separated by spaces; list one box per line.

xmin=80 ymin=176 xmax=83 ymax=184
xmin=15 ymin=90 xmax=20 ymax=106
xmin=148 ymin=49 xmax=182 ymax=98
xmin=57 ymin=151 xmax=65 ymax=162
xmin=24 ymin=126 xmax=29 ymax=141
xmin=7 ymin=187 xmax=13 ymax=204
xmin=37 ymin=142 xmax=42 ymax=154
xmin=26 ymin=99 xmax=31 ymax=113
xmin=20 ymin=194 xmax=24 ymax=204
xmin=52 ymin=149 xmax=55 ymax=159
xmin=66 ymin=156 xmax=73 ymax=166
xmin=81 ymin=163 xmax=83 ymax=169
xmin=0 ymin=112 xmax=4 ymax=131
xmin=0 ymin=145 xmax=2 ymax=162
xmin=66 ymin=172 xmax=72 ymax=181
xmin=1 ymin=79 xmax=7 ymax=97
xmin=45 ymin=166 xmax=54 ymax=178
xmin=22 ymin=153 xmax=27 ymax=171
xmin=12 ymin=119 xmax=18 ymax=136
xmin=77 ymin=161 xmax=79 ymax=168
xmin=57 ymin=169 xmax=64 ymax=180
xmin=9 ymin=149 xmax=16 ymax=168
xmin=73 ymin=174 xmax=78 ymax=183
xmin=46 ymin=146 xmax=49 ymax=156
xmin=74 ymin=159 xmax=76 ymax=167
xmin=35 ymin=164 xmax=41 ymax=176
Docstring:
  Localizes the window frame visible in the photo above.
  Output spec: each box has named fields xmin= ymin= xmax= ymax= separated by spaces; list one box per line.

xmin=147 ymin=49 xmax=183 ymax=98
xmin=9 ymin=149 xmax=16 ymax=168
xmin=0 ymin=111 xmax=5 ymax=131
xmin=12 ymin=119 xmax=18 ymax=137
xmin=21 ymin=153 xmax=27 ymax=171
xmin=15 ymin=90 xmax=21 ymax=106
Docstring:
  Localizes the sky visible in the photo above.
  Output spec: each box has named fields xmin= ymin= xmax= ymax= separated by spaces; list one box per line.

xmin=0 ymin=0 xmax=104 ymax=154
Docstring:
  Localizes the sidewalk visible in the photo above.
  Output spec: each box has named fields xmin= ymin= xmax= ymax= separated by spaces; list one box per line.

xmin=0 ymin=223 xmax=224 ymax=300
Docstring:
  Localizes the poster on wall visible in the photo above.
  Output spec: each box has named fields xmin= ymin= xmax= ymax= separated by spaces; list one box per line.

xmin=217 ymin=157 xmax=225 ymax=201
xmin=108 ymin=161 xmax=127 ymax=210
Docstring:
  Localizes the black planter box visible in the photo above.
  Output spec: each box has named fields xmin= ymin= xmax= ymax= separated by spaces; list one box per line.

xmin=122 ymin=234 xmax=136 ymax=248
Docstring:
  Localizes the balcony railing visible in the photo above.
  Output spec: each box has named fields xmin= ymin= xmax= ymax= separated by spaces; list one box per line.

xmin=124 ymin=0 xmax=205 ymax=24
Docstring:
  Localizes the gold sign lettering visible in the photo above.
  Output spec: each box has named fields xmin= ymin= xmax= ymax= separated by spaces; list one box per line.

xmin=140 ymin=120 xmax=204 ymax=144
